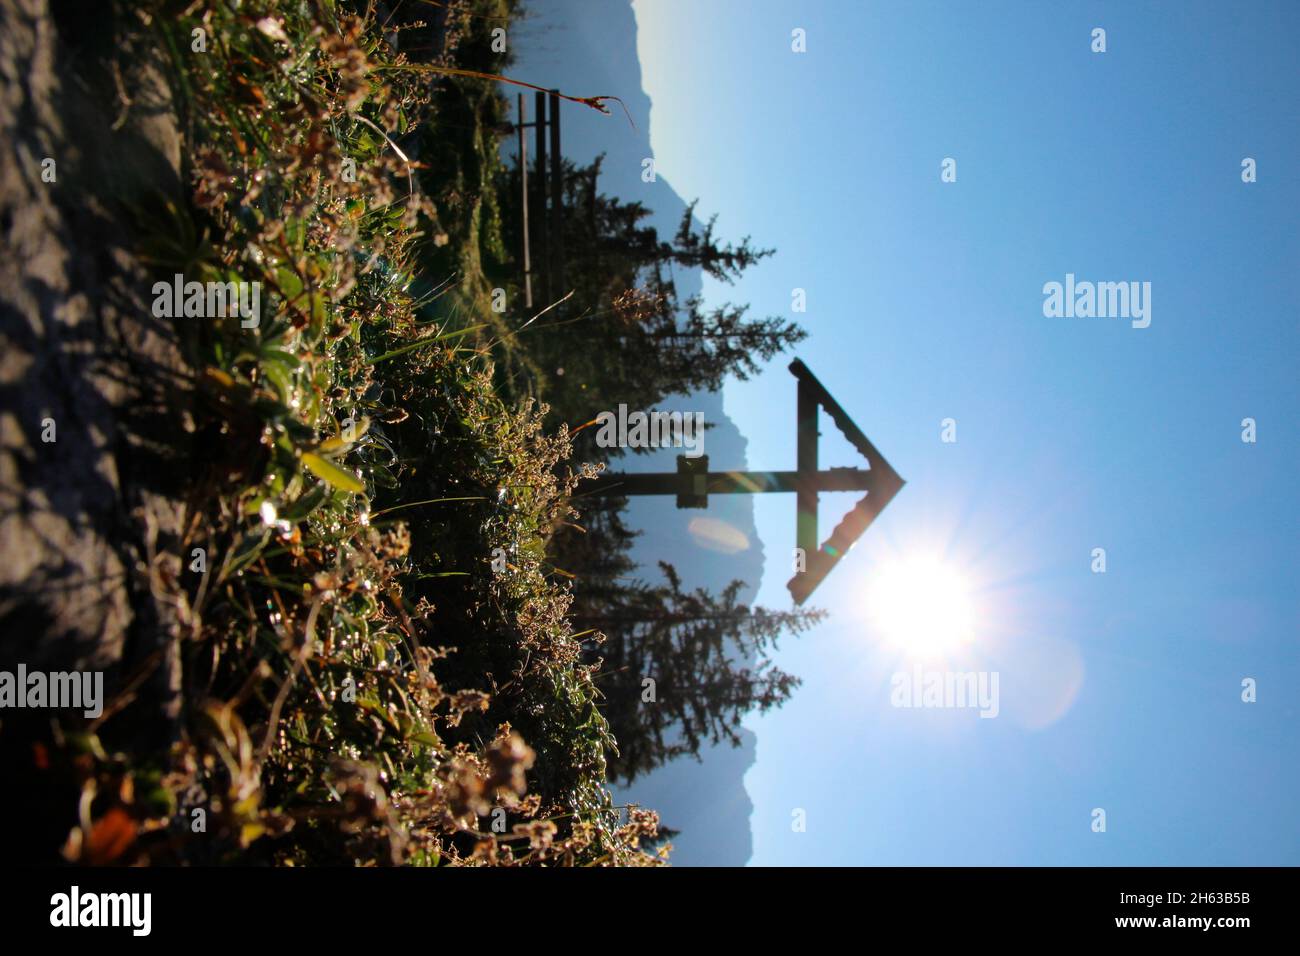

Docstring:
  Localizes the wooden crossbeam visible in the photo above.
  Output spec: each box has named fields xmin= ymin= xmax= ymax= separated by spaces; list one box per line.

xmin=582 ymin=465 xmax=879 ymax=498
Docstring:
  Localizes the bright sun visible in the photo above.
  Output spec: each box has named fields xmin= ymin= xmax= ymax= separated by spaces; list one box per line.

xmin=866 ymin=555 xmax=976 ymax=657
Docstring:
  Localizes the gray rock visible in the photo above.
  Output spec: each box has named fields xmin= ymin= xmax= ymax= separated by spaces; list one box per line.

xmin=0 ymin=0 xmax=190 ymax=751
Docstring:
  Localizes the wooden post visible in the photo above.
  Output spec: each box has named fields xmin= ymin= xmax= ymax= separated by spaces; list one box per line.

xmin=796 ymin=372 xmax=819 ymax=559
xmin=549 ymin=89 xmax=564 ymax=296
xmin=517 ymin=94 xmax=532 ymax=309
xmin=534 ymin=91 xmax=549 ymax=303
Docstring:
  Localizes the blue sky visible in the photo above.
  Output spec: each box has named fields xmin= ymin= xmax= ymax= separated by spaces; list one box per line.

xmin=631 ymin=0 xmax=1299 ymax=864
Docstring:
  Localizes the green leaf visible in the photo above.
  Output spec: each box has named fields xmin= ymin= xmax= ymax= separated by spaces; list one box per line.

xmin=275 ymin=267 xmax=304 ymax=304
xmin=301 ymin=453 xmax=364 ymax=493
xmin=261 ymin=347 xmax=303 ymax=375
xmin=367 ymin=463 xmax=398 ymax=489
xmin=280 ymin=480 xmax=330 ymax=521
xmin=261 ymin=361 xmax=291 ymax=401
xmin=318 ymin=416 xmax=370 ymax=456
xmin=408 ymin=730 xmax=443 ymax=749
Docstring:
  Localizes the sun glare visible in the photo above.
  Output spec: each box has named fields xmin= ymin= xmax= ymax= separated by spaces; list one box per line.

xmin=866 ymin=555 xmax=977 ymax=657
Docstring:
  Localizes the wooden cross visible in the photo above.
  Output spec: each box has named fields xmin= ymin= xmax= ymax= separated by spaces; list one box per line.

xmin=582 ymin=360 xmax=905 ymax=604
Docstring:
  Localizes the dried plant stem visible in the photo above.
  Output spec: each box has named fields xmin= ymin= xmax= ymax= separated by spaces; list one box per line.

xmin=372 ymin=63 xmax=635 ymax=127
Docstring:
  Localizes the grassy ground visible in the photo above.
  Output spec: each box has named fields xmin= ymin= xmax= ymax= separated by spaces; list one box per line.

xmin=56 ymin=0 xmax=663 ymax=867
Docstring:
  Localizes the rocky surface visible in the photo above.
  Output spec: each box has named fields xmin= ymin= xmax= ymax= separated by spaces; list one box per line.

xmin=0 ymin=0 xmax=191 ymax=809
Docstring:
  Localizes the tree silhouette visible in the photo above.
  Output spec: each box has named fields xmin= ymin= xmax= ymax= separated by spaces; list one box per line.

xmin=663 ymin=198 xmax=774 ymax=284
xmin=493 ymin=155 xmax=821 ymax=784
xmin=496 ymin=156 xmax=804 ymax=434
xmin=576 ymin=562 xmax=825 ymax=783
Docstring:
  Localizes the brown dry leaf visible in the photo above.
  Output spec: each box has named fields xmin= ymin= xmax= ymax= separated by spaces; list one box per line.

xmin=84 ymin=807 xmax=137 ymax=865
